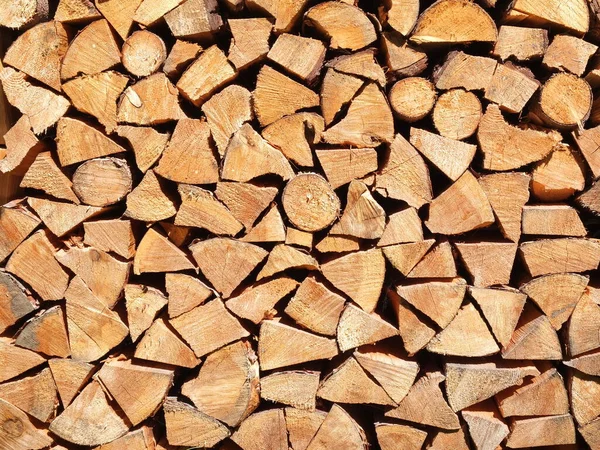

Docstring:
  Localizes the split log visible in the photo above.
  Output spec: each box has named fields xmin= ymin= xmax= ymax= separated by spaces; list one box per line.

xmin=133 ymin=0 xmax=186 ymax=27
xmin=261 ymin=370 xmax=319 ymax=410
xmin=177 ymin=45 xmax=236 ymax=107
xmin=329 ymin=180 xmax=385 ymax=239
xmin=55 ymin=0 xmax=100 ymax=23
xmin=326 ymin=48 xmax=385 ymax=87
xmin=4 ymin=21 xmax=68 ymax=91
xmin=163 ymin=40 xmax=201 ymax=78
xmin=15 ymin=305 xmax=69 ymax=357
xmin=97 ymin=358 xmax=173 ymax=425
xmin=49 ymin=381 xmax=129 ymax=446
xmin=410 ymin=128 xmax=476 ymax=181
xmin=446 ymin=362 xmax=539 ymax=412
xmin=215 ymin=182 xmax=278 ymax=230
xmin=569 ymin=370 xmax=600 ymax=425
xmin=378 ymin=207 xmax=423 ymax=247
xmin=501 ymin=307 xmax=562 ymax=360
xmin=479 ymin=172 xmax=530 ymax=242
xmin=83 ymin=219 xmax=134 ymax=259
xmin=477 ymin=104 xmax=561 ymax=171
xmin=317 ymin=148 xmax=377 ymax=189
xmin=410 ymin=0 xmax=497 ymax=46
xmin=62 ymin=71 xmax=128 ymax=133
xmin=169 ymin=299 xmax=249 ymax=357
xmin=0 ymin=199 xmax=42 ymax=263
xmin=432 ymin=89 xmax=481 ymax=140
xmin=190 ymin=237 xmax=267 ymax=298
xmin=304 ymin=1 xmax=376 ymax=51
xmin=492 ymin=26 xmax=548 ymax=61
xmin=454 ymin=242 xmax=517 ymax=287
xmin=285 ymin=407 xmax=326 ymax=450
xmin=374 ymin=133 xmax=433 ymax=209
xmin=378 ymin=0 xmax=419 ymax=36
xmin=47 ymin=358 xmax=93 ymax=407
xmin=522 ymin=204 xmax=586 ymax=236
xmin=321 ymin=83 xmax=394 ymax=147
xmin=135 ymin=318 xmax=200 ymax=368
xmin=258 ymin=321 xmax=338 ymax=371
xmin=505 ymin=0 xmax=589 ymax=34
xmin=60 ymin=19 xmax=120 ymax=81
xmin=202 ymin=85 xmax=252 ymax=157
xmin=162 ymin=397 xmax=230 ymax=448
xmin=484 ymin=62 xmax=539 ymax=114
xmin=226 ymin=277 xmax=298 ymax=324
xmin=263 ymin=113 xmax=324 ymax=167
xmin=231 ymin=409 xmax=288 ymax=450
xmin=222 ymin=124 xmax=294 ymax=182
xmin=27 ymin=197 xmax=105 ymax=237
xmin=434 ymin=51 xmax=497 ymax=91
xmin=320 ymin=69 xmax=363 ymax=126
xmin=125 ymin=170 xmax=176 ymax=223
xmin=520 ymin=238 xmax=600 ymax=276
xmin=497 ymin=368 xmax=569 ymax=417
xmin=182 ymin=340 xmax=259 ymax=427
xmin=163 ymin=0 xmax=223 ymax=40
xmin=124 ymin=284 xmax=167 ymax=343
xmin=396 ymin=278 xmax=466 ymax=329
xmin=462 ymin=406 xmax=509 ymax=450
xmin=386 ymin=372 xmax=460 ymax=430
xmin=531 ymin=144 xmax=586 ymax=201
xmin=64 ymin=276 xmax=128 ymax=361
xmin=568 ymin=287 xmax=600 ymax=356
xmin=257 ymin=244 xmax=319 ymax=280
xmin=426 ymin=303 xmax=500 ymax=357
xmin=469 ymin=286 xmax=526 ymax=348
xmin=382 ymin=32 xmax=428 ymax=78
xmin=0 ymin=116 xmax=44 ymax=175
xmin=0 ymin=67 xmax=70 ymax=134
xmin=389 ymin=77 xmax=436 ymax=123
xmin=94 ymin=0 xmax=142 ymax=40
xmin=574 ymin=125 xmax=600 ymax=179
xmin=0 ymin=367 xmax=57 ymax=422
xmin=581 ymin=418 xmax=600 ymax=450
xmin=317 ymin=356 xmax=395 ymax=406
xmin=268 ymin=34 xmax=325 ymax=83
xmin=337 ymin=303 xmax=397 ymax=351
xmin=0 ymin=0 xmax=48 ymax=29
xmin=118 ymin=73 xmax=186 ymax=125
xmin=227 ymin=18 xmax=272 ymax=70
xmin=506 ymin=414 xmax=576 ymax=447
xmin=0 ymin=271 xmax=37 ymax=333
xmin=0 ymin=398 xmax=53 ymax=450
xmin=6 ymin=230 xmax=69 ymax=301
xmin=543 ymin=35 xmax=597 ymax=75
xmin=155 ymin=118 xmax=219 ymax=184
xmin=428 ymin=427 xmax=470 ymax=450
xmin=115 ymin=125 xmax=170 ymax=173
xmin=246 ymin=0 xmax=308 ymax=33
xmin=376 ymin=423 xmax=427 ymax=450
xmin=425 ymin=171 xmax=495 ymax=235
xmin=165 ymin=273 xmax=212 ymax=318
xmin=388 ymin=289 xmax=435 ymax=355
xmin=407 ymin=241 xmax=456 ymax=279
xmin=286 ymin=227 xmax=313 ymax=249
xmin=383 ymin=239 xmax=435 ymax=276
xmin=133 ymin=227 xmax=194 ymax=275
xmin=94 ymin=427 xmax=156 ymax=450
xmin=566 ymin=351 xmax=600 ymax=376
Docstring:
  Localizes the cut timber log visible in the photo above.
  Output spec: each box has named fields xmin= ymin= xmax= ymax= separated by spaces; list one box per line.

xmin=135 ymin=318 xmax=200 ymax=368
xmin=329 ymin=180 xmax=385 ymax=239
xmin=0 ymin=367 xmax=57 ymax=422
xmin=0 ymin=398 xmax=52 ymax=450
xmin=434 ymin=51 xmax=497 ymax=91
xmin=283 ymin=174 xmax=339 ymax=232
xmin=389 ymin=77 xmax=436 ymax=123
xmin=0 ymin=0 xmax=48 ymax=29
xmin=55 ymin=0 xmax=100 ymax=23
xmin=522 ymin=204 xmax=586 ymax=236
xmin=47 ymin=358 xmax=93 ymax=407
xmin=133 ymin=227 xmax=194 ymax=275
xmin=484 ymin=62 xmax=539 ymax=114
xmin=462 ymin=406 xmax=509 ymax=450
xmin=125 ymin=284 xmax=167 ymax=342
xmin=432 ymin=89 xmax=481 ymax=140
xmin=163 ymin=40 xmax=201 ymax=78
xmin=268 ymin=34 xmax=326 ymax=83
xmin=227 ymin=18 xmax=272 ymax=70
xmin=410 ymin=0 xmax=497 ymax=46
xmin=501 ymin=307 xmax=562 ymax=360
xmin=376 ymin=423 xmax=427 ymax=450
xmin=72 ymin=158 xmax=132 ymax=206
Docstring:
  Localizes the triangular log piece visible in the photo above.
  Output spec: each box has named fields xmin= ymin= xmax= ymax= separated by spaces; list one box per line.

xmin=522 ymin=204 xmax=586 ymax=236
xmin=305 ymin=404 xmax=367 ymax=450
xmin=49 ymin=381 xmax=129 ymax=446
xmin=169 ymin=299 xmax=249 ymax=357
xmin=285 ymin=407 xmax=326 ymax=450
xmin=115 ymin=125 xmax=170 ymax=173
xmin=375 ymin=423 xmax=427 ymax=450
xmin=321 ymin=249 xmax=385 ymax=313
xmin=261 ymin=370 xmax=320 ymax=411
xmin=124 ymin=284 xmax=168 ymax=342
xmin=0 ymin=367 xmax=57 ymax=422
xmin=501 ymin=307 xmax=562 ymax=360
xmin=215 ymin=182 xmax=278 ymax=230
xmin=531 ymin=143 xmax=585 ymax=201
xmin=125 ymin=170 xmax=177 ymax=223
xmin=445 ymin=362 xmax=539 ymax=411
xmin=354 ymin=349 xmax=419 ymax=404
xmin=257 ymin=244 xmax=319 ymax=280
xmin=505 ymin=414 xmax=576 ymax=448
xmin=388 ymin=289 xmax=437 ymax=355
xmin=0 ymin=398 xmax=53 ymax=450
xmin=97 ymin=358 xmax=174 ymax=426
xmin=241 ymin=204 xmax=286 ymax=243
xmin=163 ymin=397 xmax=230 ymax=448
xmin=83 ymin=219 xmax=135 ymax=259
xmin=135 ymin=318 xmax=200 ymax=369
xmin=0 ymin=200 xmax=41 ymax=263
xmin=426 ymin=303 xmax=500 ymax=357
xmin=496 ymin=368 xmax=569 ymax=417
xmin=521 ymin=273 xmax=588 ymax=330
xmin=396 ymin=278 xmax=467 ymax=329
xmin=377 ymin=207 xmax=423 ymax=247
xmin=337 ymin=303 xmax=398 ymax=352
xmin=190 ymin=237 xmax=267 ymax=298
xmin=15 ymin=305 xmax=70 ymax=357
xmin=386 ymin=372 xmax=460 ymax=430
xmin=182 ymin=340 xmax=259 ymax=427
xmin=48 ymin=358 xmax=94 ymax=407
xmin=227 ymin=18 xmax=272 ymax=70
xmin=134 ymin=228 xmax=195 ymax=275
xmin=231 ymin=409 xmax=288 ymax=450
xmin=568 ymin=287 xmax=600 ymax=356
xmin=454 ymin=242 xmax=517 ymax=287
xmin=519 ymin=238 xmax=600 ymax=277
xmin=469 ymin=286 xmax=527 ymax=348
xmin=0 ymin=271 xmax=37 ymax=334
xmin=407 ymin=241 xmax=457 ymax=279
xmin=462 ymin=406 xmax=509 ymax=450
xmin=570 ymin=370 xmax=600 ymax=425
xmin=258 ymin=321 xmax=338 ymax=371
xmin=165 ymin=273 xmax=213 ymax=318
xmin=226 ymin=277 xmax=299 ymax=324
xmin=383 ymin=240 xmax=435 ymax=276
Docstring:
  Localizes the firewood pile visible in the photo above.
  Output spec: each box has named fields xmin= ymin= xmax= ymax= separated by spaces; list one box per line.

xmin=2 ymin=0 xmax=600 ymax=448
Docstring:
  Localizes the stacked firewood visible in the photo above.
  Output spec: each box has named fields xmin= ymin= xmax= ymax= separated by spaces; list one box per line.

xmin=2 ymin=0 xmax=600 ymax=448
